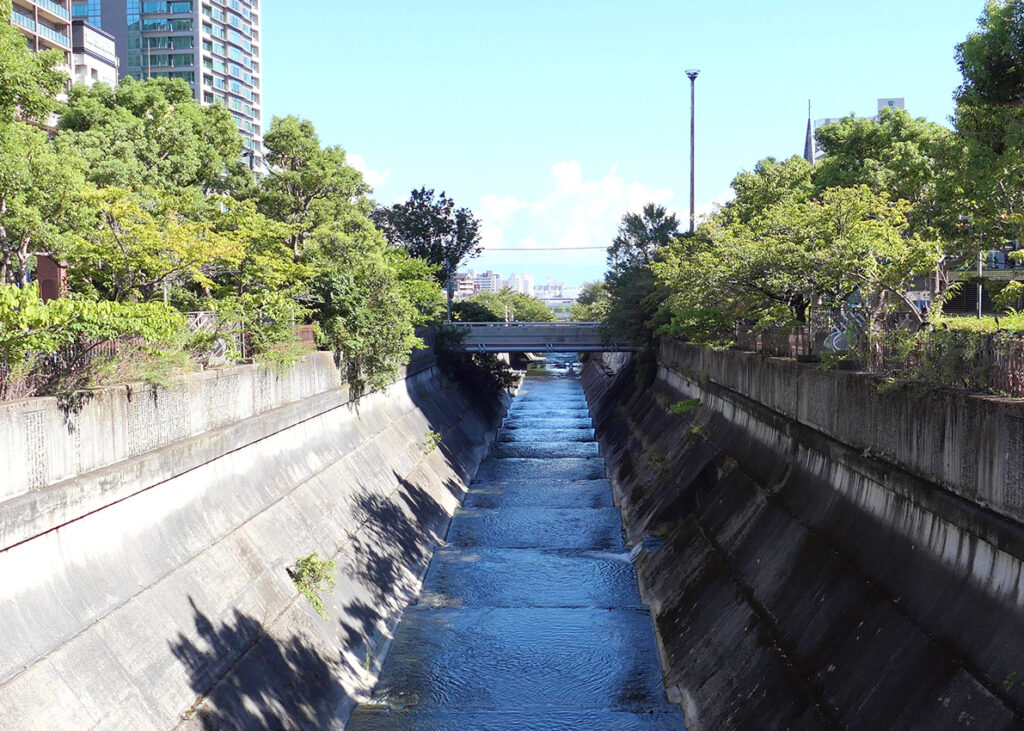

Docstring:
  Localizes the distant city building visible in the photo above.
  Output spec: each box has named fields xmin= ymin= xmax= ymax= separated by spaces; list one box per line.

xmin=71 ymin=20 xmax=117 ymax=86
xmin=535 ymin=279 xmax=566 ymax=300
xmin=877 ymin=97 xmax=905 ymax=113
xmin=474 ymin=270 xmax=503 ymax=293
xmin=505 ymin=273 xmax=535 ymax=297
xmin=74 ymin=0 xmax=264 ymax=166
xmin=815 ymin=98 xmax=907 ymax=132
xmin=452 ymin=271 xmax=477 ymax=301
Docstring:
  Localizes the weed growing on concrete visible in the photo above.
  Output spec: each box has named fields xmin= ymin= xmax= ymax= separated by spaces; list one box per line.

xmin=421 ymin=429 xmax=442 ymax=454
xmin=1004 ymin=671 xmax=1019 ymax=692
xmin=288 ymin=553 xmax=337 ymax=619
xmin=669 ymin=398 xmax=701 ymax=415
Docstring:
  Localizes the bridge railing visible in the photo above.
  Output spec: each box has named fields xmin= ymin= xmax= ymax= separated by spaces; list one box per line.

xmin=451 ymin=321 xmax=602 ymax=327
xmin=449 ymin=321 xmax=635 ymax=353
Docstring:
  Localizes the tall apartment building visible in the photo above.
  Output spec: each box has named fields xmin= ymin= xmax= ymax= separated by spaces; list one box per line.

xmin=10 ymin=0 xmax=72 ymax=60
xmin=70 ymin=0 xmax=263 ymax=165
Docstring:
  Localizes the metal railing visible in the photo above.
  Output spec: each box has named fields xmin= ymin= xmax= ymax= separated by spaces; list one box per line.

xmin=11 ymin=12 xmax=36 ymax=31
xmin=36 ymin=22 xmax=70 ymax=46
xmin=33 ymin=0 xmax=70 ymax=20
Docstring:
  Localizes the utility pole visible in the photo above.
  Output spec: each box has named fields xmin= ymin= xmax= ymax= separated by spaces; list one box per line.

xmin=685 ymin=69 xmax=700 ymax=234
xmin=445 ymin=260 xmax=454 ymax=323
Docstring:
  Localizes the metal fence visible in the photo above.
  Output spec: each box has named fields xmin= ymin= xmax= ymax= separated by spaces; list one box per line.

xmin=732 ymin=318 xmax=1024 ymax=399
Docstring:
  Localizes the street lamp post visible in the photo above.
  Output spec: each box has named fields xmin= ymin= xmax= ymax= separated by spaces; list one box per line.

xmin=685 ymin=69 xmax=700 ymax=235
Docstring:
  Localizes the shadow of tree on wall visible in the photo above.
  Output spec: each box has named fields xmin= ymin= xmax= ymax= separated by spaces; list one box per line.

xmin=170 ymin=597 xmax=349 ymax=729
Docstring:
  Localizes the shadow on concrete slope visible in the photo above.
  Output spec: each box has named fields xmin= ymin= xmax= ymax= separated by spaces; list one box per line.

xmin=171 ymin=598 xmax=349 ymax=729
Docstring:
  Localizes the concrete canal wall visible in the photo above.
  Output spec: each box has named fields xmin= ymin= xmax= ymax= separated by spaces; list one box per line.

xmin=583 ymin=342 xmax=1024 ymax=729
xmin=0 ymin=352 xmax=508 ymax=728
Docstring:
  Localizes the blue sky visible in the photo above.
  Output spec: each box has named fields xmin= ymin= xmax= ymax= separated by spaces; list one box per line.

xmin=263 ymin=0 xmax=984 ymax=288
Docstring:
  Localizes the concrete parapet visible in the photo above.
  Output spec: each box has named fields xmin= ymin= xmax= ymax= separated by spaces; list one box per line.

xmin=0 ymin=353 xmax=355 ymax=502
xmin=0 ymin=352 xmax=500 ymax=729
xmin=661 ymin=340 xmax=1024 ymax=525
xmin=584 ymin=344 xmax=1024 ymax=729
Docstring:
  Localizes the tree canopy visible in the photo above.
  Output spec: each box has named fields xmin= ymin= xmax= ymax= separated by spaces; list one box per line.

xmin=371 ymin=187 xmax=482 ymax=281
xmin=453 ymin=290 xmax=555 ymax=323
xmin=0 ymin=0 xmax=67 ymax=124
xmin=606 ymin=203 xmax=679 ymax=274
xmin=955 ymin=0 xmax=1024 ymax=109
xmin=58 ymin=79 xmax=246 ymax=193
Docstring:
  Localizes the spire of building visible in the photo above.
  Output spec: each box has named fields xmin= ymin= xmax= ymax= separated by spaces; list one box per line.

xmin=803 ymin=99 xmax=816 ymax=166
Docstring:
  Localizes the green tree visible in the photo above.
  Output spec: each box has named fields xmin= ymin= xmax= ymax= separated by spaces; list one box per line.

xmin=371 ymin=187 xmax=482 ymax=282
xmin=0 ymin=0 xmax=67 ymax=124
xmin=0 ymin=123 xmax=88 ymax=286
xmin=813 ymin=109 xmax=954 ymax=237
xmin=653 ymin=186 xmax=941 ymax=351
xmin=305 ymin=225 xmax=424 ymax=392
xmin=258 ymin=115 xmax=370 ymax=262
xmin=0 ymin=284 xmax=185 ymax=361
xmin=606 ymin=203 xmax=679 ymax=274
xmin=570 ymin=281 xmax=610 ymax=322
xmin=453 ymin=290 xmax=555 ymax=323
xmin=66 ymin=186 xmax=245 ymax=302
xmin=602 ymin=205 xmax=679 ymax=352
xmin=58 ymin=78 xmax=247 ymax=193
xmin=955 ymin=0 xmax=1024 ymax=109
xmin=721 ymin=156 xmax=813 ymax=226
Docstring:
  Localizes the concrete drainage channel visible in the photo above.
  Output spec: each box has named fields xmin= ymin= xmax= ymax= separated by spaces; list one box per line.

xmin=348 ymin=362 xmax=686 ymax=729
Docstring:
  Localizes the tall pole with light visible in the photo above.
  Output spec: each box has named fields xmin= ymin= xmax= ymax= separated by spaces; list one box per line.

xmin=685 ymin=69 xmax=700 ymax=234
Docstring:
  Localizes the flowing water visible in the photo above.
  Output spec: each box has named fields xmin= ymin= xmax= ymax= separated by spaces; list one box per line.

xmin=348 ymin=363 xmax=686 ymax=730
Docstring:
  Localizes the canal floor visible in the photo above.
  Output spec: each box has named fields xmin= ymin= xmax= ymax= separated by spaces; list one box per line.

xmin=348 ymin=366 xmax=686 ymax=730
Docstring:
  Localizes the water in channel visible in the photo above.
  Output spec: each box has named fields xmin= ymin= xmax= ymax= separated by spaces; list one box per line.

xmin=348 ymin=360 xmax=686 ymax=730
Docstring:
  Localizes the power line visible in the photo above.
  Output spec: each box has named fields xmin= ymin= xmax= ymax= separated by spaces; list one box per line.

xmin=483 ymin=246 xmax=607 ymax=251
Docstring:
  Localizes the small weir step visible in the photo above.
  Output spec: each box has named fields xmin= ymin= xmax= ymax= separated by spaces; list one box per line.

xmin=466 ymin=479 xmax=614 ymax=509
xmin=347 ymin=365 xmax=685 ymax=730
xmin=419 ymin=547 xmax=643 ymax=609
xmin=446 ymin=506 xmax=624 ymax=549
xmin=474 ymin=456 xmax=606 ymax=481
xmin=496 ymin=427 xmax=595 ymax=442
xmin=500 ymin=416 xmax=593 ymax=430
xmin=490 ymin=440 xmax=601 ymax=459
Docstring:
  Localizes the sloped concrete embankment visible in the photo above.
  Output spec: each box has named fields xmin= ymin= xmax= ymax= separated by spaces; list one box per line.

xmin=582 ymin=343 xmax=1024 ymax=730
xmin=0 ymin=352 xmax=507 ymax=729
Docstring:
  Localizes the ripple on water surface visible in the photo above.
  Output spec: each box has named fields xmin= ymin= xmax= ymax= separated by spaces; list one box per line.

xmin=419 ymin=547 xmax=642 ymax=609
xmin=347 ymin=366 xmax=686 ymax=730
xmin=365 ymin=608 xmax=670 ymax=712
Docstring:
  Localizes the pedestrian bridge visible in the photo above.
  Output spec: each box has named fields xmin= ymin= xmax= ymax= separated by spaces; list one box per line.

xmin=453 ymin=322 xmax=637 ymax=353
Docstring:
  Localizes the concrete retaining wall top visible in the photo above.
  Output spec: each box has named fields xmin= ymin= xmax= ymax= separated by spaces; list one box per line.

xmin=663 ymin=340 xmax=1024 ymax=525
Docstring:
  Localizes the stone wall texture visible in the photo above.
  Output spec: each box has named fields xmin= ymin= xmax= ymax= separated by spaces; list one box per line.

xmin=0 ymin=354 xmax=507 ymax=729
xmin=583 ymin=343 xmax=1024 ymax=730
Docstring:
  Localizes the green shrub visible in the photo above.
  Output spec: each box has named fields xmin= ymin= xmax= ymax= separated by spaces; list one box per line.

xmin=669 ymin=398 xmax=701 ymax=415
xmin=288 ymin=552 xmax=337 ymax=619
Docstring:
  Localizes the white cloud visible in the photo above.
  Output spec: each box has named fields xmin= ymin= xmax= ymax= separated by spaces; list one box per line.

xmin=472 ymin=162 xmax=680 ymax=285
xmin=480 ymin=194 xmax=527 ymax=224
xmin=480 ymin=224 xmax=505 ymax=251
xmin=526 ymin=161 xmax=675 ymax=249
xmin=347 ymin=153 xmax=390 ymax=188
